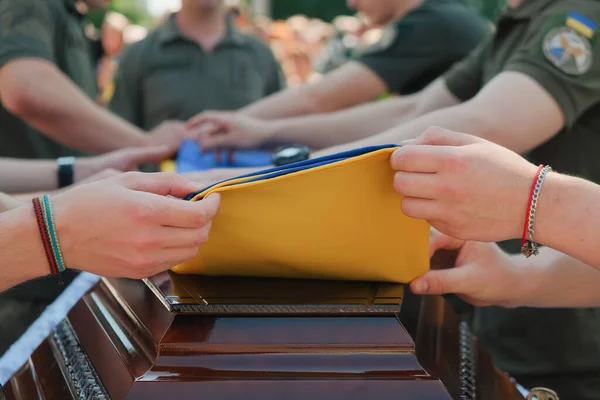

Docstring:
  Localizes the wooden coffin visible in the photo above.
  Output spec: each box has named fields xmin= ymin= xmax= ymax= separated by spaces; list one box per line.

xmin=3 ymin=253 xmax=524 ymax=400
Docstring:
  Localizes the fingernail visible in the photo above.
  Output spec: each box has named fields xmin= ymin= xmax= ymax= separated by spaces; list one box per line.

xmin=414 ymin=279 xmax=428 ymax=293
xmin=400 ymin=139 xmax=415 ymax=144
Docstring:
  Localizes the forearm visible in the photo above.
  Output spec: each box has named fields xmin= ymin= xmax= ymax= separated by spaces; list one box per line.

xmin=0 ymin=204 xmax=48 ymax=292
xmin=0 ymin=60 xmax=149 ymax=153
xmin=0 ymin=192 xmax=24 ymax=212
xmin=241 ymin=62 xmax=386 ymax=119
xmin=0 ymin=158 xmax=58 ymax=192
xmin=514 ymin=248 xmax=600 ymax=308
xmin=312 ymin=103 xmax=482 ymax=157
xmin=267 ymin=96 xmax=418 ymax=149
xmin=240 ymin=85 xmax=317 ymax=119
xmin=533 ymin=172 xmax=600 ymax=270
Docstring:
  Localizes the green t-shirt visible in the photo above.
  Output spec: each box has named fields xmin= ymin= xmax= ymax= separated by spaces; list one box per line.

xmin=0 ymin=0 xmax=97 ymax=159
xmin=110 ymin=14 xmax=285 ymax=130
xmin=358 ymin=0 xmax=491 ymax=95
xmin=444 ymin=1 xmax=600 ymax=398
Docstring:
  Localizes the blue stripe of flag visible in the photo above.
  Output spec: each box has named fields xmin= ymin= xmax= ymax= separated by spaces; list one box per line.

xmin=569 ymin=11 xmax=597 ymax=31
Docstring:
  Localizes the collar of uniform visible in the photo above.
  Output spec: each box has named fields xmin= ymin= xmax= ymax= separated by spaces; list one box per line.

xmin=221 ymin=13 xmax=246 ymax=46
xmin=159 ymin=12 xmax=246 ymax=46
xmin=501 ymin=0 xmax=559 ymax=20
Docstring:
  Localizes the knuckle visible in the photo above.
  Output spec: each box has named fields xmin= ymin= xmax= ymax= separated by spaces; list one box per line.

xmin=442 ymin=152 xmax=468 ymax=173
xmin=438 ymin=180 xmax=462 ymax=200
xmin=391 ymin=149 xmax=410 ymax=171
xmin=135 ymin=234 xmax=161 ymax=250
xmin=421 ymin=126 xmax=446 ymax=142
xmin=427 ymin=274 xmax=445 ymax=294
xmin=133 ymin=204 xmax=157 ymax=223
xmin=400 ymin=198 xmax=417 ymax=217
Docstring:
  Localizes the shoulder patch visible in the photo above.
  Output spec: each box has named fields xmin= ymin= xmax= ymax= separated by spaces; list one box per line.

xmin=543 ymin=26 xmax=593 ymax=75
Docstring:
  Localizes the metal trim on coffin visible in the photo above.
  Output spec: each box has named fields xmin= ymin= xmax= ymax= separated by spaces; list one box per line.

xmin=142 ymin=275 xmax=404 ymax=315
xmin=459 ymin=320 xmax=477 ymax=400
xmin=170 ymin=303 xmax=403 ymax=314
xmin=52 ymin=319 xmax=110 ymax=400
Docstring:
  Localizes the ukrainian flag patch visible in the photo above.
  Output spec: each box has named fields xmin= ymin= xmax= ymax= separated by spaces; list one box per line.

xmin=542 ymin=11 xmax=596 ymax=75
xmin=566 ymin=12 xmax=597 ymax=39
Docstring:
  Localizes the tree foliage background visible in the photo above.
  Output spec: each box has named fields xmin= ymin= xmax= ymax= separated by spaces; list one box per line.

xmin=87 ymin=0 xmax=152 ymax=28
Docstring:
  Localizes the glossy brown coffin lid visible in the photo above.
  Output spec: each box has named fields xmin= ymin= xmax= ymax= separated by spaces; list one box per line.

xmin=5 ymin=257 xmax=525 ymax=400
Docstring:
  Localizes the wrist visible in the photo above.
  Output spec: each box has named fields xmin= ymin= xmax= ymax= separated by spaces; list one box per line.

xmin=57 ymin=156 xmax=76 ymax=188
xmin=73 ymin=157 xmax=93 ymax=183
xmin=529 ymin=171 xmax=561 ymax=249
xmin=1 ymin=205 xmax=50 ymax=281
xmin=264 ymin=120 xmax=286 ymax=144
xmin=508 ymin=253 xmax=544 ymax=307
xmin=511 ymin=163 xmax=543 ymax=239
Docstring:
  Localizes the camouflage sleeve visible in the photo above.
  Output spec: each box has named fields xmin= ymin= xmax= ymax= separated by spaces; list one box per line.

xmin=0 ymin=0 xmax=56 ymax=68
xmin=503 ymin=4 xmax=600 ymax=128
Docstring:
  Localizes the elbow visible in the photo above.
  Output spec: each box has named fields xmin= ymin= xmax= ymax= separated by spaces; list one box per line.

xmin=1 ymin=86 xmax=38 ymax=118
xmin=0 ymin=61 xmax=53 ymax=120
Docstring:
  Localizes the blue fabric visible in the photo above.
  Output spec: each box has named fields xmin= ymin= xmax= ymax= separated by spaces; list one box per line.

xmin=185 ymin=144 xmax=398 ymax=200
xmin=176 ymin=139 xmax=274 ymax=173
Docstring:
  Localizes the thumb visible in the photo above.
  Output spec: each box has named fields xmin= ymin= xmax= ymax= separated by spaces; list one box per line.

xmin=197 ymin=193 xmax=221 ymax=222
xmin=415 ymin=127 xmax=482 ymax=147
xmin=410 ymin=266 xmax=472 ymax=296
xmin=121 ymin=172 xmax=205 ymax=199
xmin=430 ymin=228 xmax=464 ymax=256
xmin=123 ymin=145 xmax=176 ymax=168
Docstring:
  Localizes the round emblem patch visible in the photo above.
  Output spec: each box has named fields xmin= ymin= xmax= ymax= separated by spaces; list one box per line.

xmin=543 ymin=27 xmax=593 ymax=75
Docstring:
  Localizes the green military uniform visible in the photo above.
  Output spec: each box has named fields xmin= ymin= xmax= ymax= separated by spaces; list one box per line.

xmin=0 ymin=0 xmax=96 ymax=354
xmin=358 ymin=0 xmax=491 ymax=95
xmin=110 ymin=14 xmax=285 ymax=130
xmin=0 ymin=0 xmax=97 ymax=159
xmin=444 ymin=1 xmax=600 ymax=399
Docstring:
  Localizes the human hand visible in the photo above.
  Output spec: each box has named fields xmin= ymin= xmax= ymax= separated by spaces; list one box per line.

xmin=410 ymin=230 xmax=527 ymax=307
xmin=182 ymin=167 xmax=258 ymax=187
xmin=51 ymin=172 xmax=220 ymax=279
xmin=75 ymin=146 xmax=175 ymax=183
xmin=147 ymin=120 xmax=191 ymax=151
xmin=391 ymin=127 xmax=538 ymax=242
xmin=186 ymin=111 xmax=275 ymax=150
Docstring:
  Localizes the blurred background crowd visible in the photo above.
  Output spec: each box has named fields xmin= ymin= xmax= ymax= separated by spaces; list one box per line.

xmin=88 ymin=0 xmax=505 ymax=104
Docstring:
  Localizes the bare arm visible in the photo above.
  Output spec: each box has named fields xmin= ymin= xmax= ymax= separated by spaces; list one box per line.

xmin=313 ymin=72 xmax=564 ymax=156
xmin=240 ymin=62 xmax=388 ymax=119
xmin=266 ymin=78 xmax=459 ymax=149
xmin=0 ymin=205 xmax=48 ymax=291
xmin=531 ymin=172 xmax=600 ymax=270
xmin=412 ymin=235 xmax=600 ymax=309
xmin=192 ymin=78 xmax=459 ymax=151
xmin=514 ymin=249 xmax=600 ymax=308
xmin=0 ymin=158 xmax=59 ymax=192
xmin=0 ymin=59 xmax=151 ymax=153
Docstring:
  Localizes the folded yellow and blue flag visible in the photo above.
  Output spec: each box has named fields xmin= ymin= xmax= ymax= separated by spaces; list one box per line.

xmin=172 ymin=145 xmax=430 ymax=283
